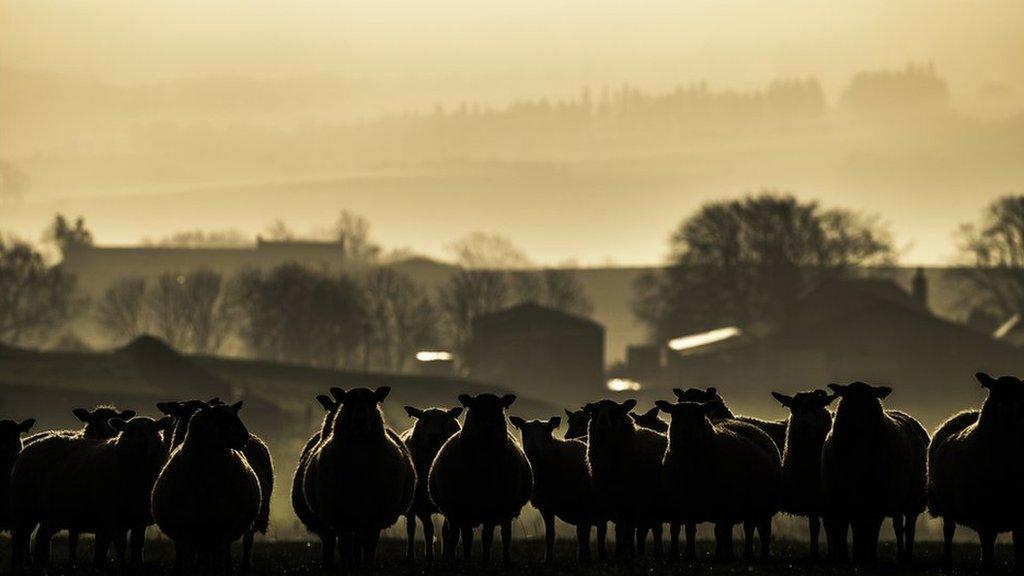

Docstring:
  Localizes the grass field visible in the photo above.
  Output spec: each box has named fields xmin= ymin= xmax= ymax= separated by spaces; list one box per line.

xmin=0 ymin=536 xmax=1020 ymax=576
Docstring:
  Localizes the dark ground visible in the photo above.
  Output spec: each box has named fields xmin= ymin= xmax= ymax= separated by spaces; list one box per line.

xmin=0 ymin=537 xmax=1020 ymax=576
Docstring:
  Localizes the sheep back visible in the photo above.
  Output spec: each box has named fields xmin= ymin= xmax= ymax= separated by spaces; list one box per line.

xmin=243 ymin=434 xmax=274 ymax=534
xmin=292 ymin=432 xmax=325 ymax=535
xmin=587 ymin=427 xmax=667 ymax=525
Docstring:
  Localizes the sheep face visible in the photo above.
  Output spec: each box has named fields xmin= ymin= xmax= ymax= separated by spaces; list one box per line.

xmin=975 ymin=372 xmax=1024 ymax=429
xmin=0 ymin=418 xmax=34 ymax=462
xmin=73 ymin=405 xmax=137 ymax=440
xmin=404 ymin=406 xmax=461 ymax=449
xmin=655 ymin=401 xmax=715 ymax=444
xmin=459 ymin=393 xmax=516 ymax=440
xmin=563 ymin=408 xmax=589 ymax=439
xmin=630 ymin=407 xmax=668 ymax=433
xmin=672 ymin=387 xmax=732 ymax=419
xmin=111 ymin=416 xmax=174 ymax=460
xmin=829 ymin=382 xmax=891 ymax=433
xmin=509 ymin=416 xmax=560 ymax=453
xmin=157 ymin=399 xmax=211 ymax=446
xmin=329 ymin=387 xmax=390 ymax=439
xmin=584 ymin=399 xmax=637 ymax=441
xmin=772 ymin=389 xmax=835 ymax=438
xmin=187 ymin=402 xmax=249 ymax=450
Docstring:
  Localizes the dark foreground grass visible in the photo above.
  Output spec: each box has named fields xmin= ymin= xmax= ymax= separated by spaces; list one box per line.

xmin=0 ymin=537 xmax=1019 ymax=576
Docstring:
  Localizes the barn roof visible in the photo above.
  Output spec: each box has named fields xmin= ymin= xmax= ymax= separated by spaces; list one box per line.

xmin=472 ymin=302 xmax=603 ymax=335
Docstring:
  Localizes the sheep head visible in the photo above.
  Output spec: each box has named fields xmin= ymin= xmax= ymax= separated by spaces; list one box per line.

xmin=773 ymin=389 xmax=835 ymax=439
xmin=74 ymin=405 xmax=137 ymax=440
xmin=186 ymin=402 xmax=249 ymax=451
xmin=329 ymin=387 xmax=390 ymax=439
xmin=458 ymin=393 xmax=516 ymax=439
xmin=630 ymin=406 xmax=668 ymax=433
xmin=111 ymin=416 xmax=175 ymax=460
xmin=655 ymin=400 xmax=715 ymax=443
xmin=976 ymin=372 xmax=1024 ymax=428
xmin=563 ymin=407 xmax=590 ymax=440
xmin=510 ymin=416 xmax=560 ymax=452
xmin=828 ymin=382 xmax=891 ymax=431
xmin=0 ymin=418 xmax=34 ymax=461
xmin=672 ymin=387 xmax=733 ymax=419
xmin=406 ymin=406 xmax=462 ymax=449
xmin=584 ymin=399 xmax=637 ymax=440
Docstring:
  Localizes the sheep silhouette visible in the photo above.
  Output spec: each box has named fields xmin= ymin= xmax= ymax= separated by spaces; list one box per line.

xmin=771 ymin=389 xmax=836 ymax=559
xmin=511 ymin=416 xmax=608 ymax=563
xmin=822 ymin=382 xmax=929 ymax=564
xmin=11 ymin=416 xmax=172 ymax=573
xmin=399 ymin=405 xmax=463 ymax=562
xmin=928 ymin=372 xmax=1024 ymax=568
xmin=152 ymin=402 xmax=261 ymax=575
xmin=291 ymin=393 xmax=342 ymax=570
xmin=563 ymin=407 xmax=590 ymax=440
xmin=303 ymin=387 xmax=416 ymax=573
xmin=429 ymin=393 xmax=532 ymax=564
xmin=0 ymin=418 xmax=35 ymax=536
xmin=630 ymin=407 xmax=668 ymax=433
xmin=584 ymin=399 xmax=667 ymax=559
xmin=673 ymin=388 xmax=787 ymax=449
xmin=656 ymin=400 xmax=781 ymax=562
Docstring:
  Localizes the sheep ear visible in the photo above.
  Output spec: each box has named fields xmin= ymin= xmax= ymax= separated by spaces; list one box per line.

xmin=564 ymin=408 xmax=575 ymax=418
xmin=619 ymin=399 xmax=637 ymax=413
xmin=316 ymin=395 xmax=335 ymax=411
xmin=642 ymin=406 xmax=659 ymax=419
xmin=404 ymin=406 xmax=423 ymax=419
xmin=208 ymin=397 xmax=221 ymax=405
xmin=501 ymin=394 xmax=517 ymax=408
xmin=582 ymin=402 xmax=595 ymax=415
xmin=873 ymin=386 xmax=892 ymax=399
xmin=447 ymin=407 xmax=463 ymax=419
xmin=156 ymin=416 xmax=175 ymax=431
xmin=73 ymin=408 xmax=91 ymax=422
xmin=509 ymin=416 xmax=526 ymax=429
xmin=548 ymin=417 xmax=561 ymax=430
xmin=457 ymin=394 xmax=473 ymax=407
xmin=330 ymin=387 xmax=347 ymax=402
xmin=975 ymin=372 xmax=997 ymax=389
xmin=706 ymin=387 xmax=717 ymax=396
xmin=672 ymin=388 xmax=685 ymax=400
xmin=827 ymin=383 xmax=845 ymax=395
xmin=18 ymin=418 xmax=35 ymax=432
xmin=156 ymin=402 xmax=180 ymax=416
xmin=374 ymin=386 xmax=391 ymax=403
xmin=654 ymin=400 xmax=674 ymax=414
xmin=229 ymin=401 xmax=244 ymax=413
xmin=109 ymin=418 xmax=128 ymax=432
xmin=120 ymin=410 xmax=136 ymax=419
xmin=771 ymin=392 xmax=793 ymax=407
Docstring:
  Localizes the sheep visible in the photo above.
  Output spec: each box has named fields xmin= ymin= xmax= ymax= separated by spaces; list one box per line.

xmin=655 ymin=400 xmax=781 ymax=562
xmin=0 ymin=418 xmax=35 ymax=535
xmin=927 ymin=372 xmax=1024 ymax=568
xmin=152 ymin=402 xmax=262 ymax=575
xmin=10 ymin=416 xmax=172 ymax=573
xmin=673 ymin=388 xmax=787 ymax=450
xmin=630 ymin=407 xmax=668 ymax=433
xmin=399 ymin=405 xmax=463 ymax=562
xmin=584 ymin=398 xmax=667 ymax=559
xmin=770 ymin=389 xmax=836 ymax=559
xmin=821 ymin=382 xmax=929 ymax=564
xmin=22 ymin=404 xmax=137 ymax=564
xmin=303 ymin=386 xmax=416 ymax=572
xmin=429 ymin=393 xmax=532 ymax=564
xmin=291 ymin=393 xmax=341 ymax=570
xmin=510 ymin=416 xmax=608 ymax=563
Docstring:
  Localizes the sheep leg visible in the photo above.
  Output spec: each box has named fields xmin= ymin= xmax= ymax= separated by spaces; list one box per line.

xmin=460 ymin=523 xmax=474 ymax=561
xmin=338 ymin=531 xmax=354 ymax=573
xmin=614 ymin=522 xmax=633 ymax=559
xmin=596 ymin=521 xmax=608 ymax=561
xmin=241 ymin=531 xmax=253 ymax=574
xmin=11 ymin=519 xmax=34 ymax=573
xmin=360 ymin=529 xmax=380 ymax=574
xmin=500 ymin=519 xmax=513 ymax=565
xmin=421 ymin=514 xmax=436 ymax=562
xmin=651 ymin=523 xmax=664 ymax=558
xmin=979 ymin=529 xmax=997 ymax=570
xmin=808 ymin=516 xmax=820 ymax=560
xmin=94 ymin=530 xmax=111 ymax=568
xmin=222 ymin=543 xmax=234 ymax=576
xmin=576 ymin=523 xmax=592 ymax=563
xmin=685 ymin=523 xmax=697 ymax=559
xmin=1013 ymin=527 xmax=1024 ymax=566
xmin=542 ymin=511 xmax=556 ymax=563
xmin=68 ymin=529 xmax=80 ymax=565
xmin=319 ymin=531 xmax=336 ymax=570
xmin=441 ymin=519 xmax=457 ymax=563
xmin=33 ymin=523 xmax=56 ymax=568
xmin=113 ymin=530 xmax=128 ymax=568
xmin=941 ymin=518 xmax=955 ymax=566
xmin=904 ymin=513 xmax=918 ymax=563
xmin=636 ymin=525 xmax=648 ymax=557
xmin=892 ymin=513 xmax=905 ymax=563
xmin=825 ymin=517 xmax=848 ymax=562
xmin=757 ymin=516 xmax=772 ymax=561
xmin=480 ymin=524 xmax=495 ymax=563
xmin=669 ymin=522 xmax=680 ymax=560
xmin=129 ymin=526 xmax=146 ymax=574
xmin=404 ymin=514 xmax=417 ymax=561
xmin=742 ymin=521 xmax=756 ymax=561
xmin=713 ymin=523 xmax=734 ymax=562
xmin=173 ymin=542 xmax=195 ymax=576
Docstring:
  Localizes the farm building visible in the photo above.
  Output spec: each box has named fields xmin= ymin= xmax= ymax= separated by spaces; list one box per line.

xmin=465 ymin=302 xmax=605 ymax=405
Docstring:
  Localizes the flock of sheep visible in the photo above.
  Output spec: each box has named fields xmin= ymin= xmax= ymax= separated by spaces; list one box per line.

xmin=0 ymin=372 xmax=1022 ymax=574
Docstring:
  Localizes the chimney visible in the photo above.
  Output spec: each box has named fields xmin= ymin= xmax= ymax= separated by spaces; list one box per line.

xmin=912 ymin=267 xmax=929 ymax=310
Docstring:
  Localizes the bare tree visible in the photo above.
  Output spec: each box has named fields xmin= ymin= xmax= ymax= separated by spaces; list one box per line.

xmin=146 ymin=270 xmax=235 ymax=354
xmin=263 ymin=219 xmax=295 ymax=241
xmin=333 ymin=210 xmax=380 ymax=265
xmin=541 ymin=268 xmax=594 ymax=316
xmin=0 ymin=238 xmax=81 ymax=345
xmin=44 ymin=214 xmax=93 ymax=257
xmin=95 ymin=277 xmax=149 ymax=342
xmin=362 ymin=267 xmax=438 ymax=371
xmin=954 ymin=194 xmax=1024 ymax=323
xmin=634 ymin=192 xmax=895 ymax=342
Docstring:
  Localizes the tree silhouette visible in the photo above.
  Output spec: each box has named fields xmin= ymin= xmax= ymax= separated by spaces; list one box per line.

xmin=95 ymin=277 xmax=149 ymax=342
xmin=634 ymin=192 xmax=894 ymax=342
xmin=0 ymin=238 xmax=82 ymax=345
xmin=44 ymin=214 xmax=93 ymax=257
xmin=954 ymin=194 xmax=1024 ymax=324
